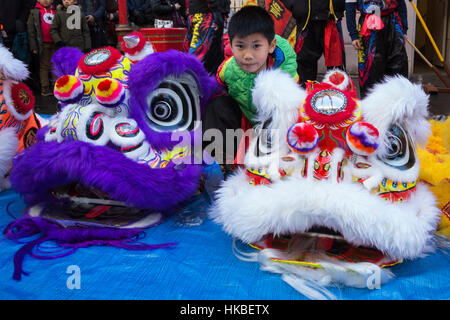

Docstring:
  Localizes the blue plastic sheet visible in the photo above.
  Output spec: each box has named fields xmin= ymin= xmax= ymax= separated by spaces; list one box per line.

xmin=0 ymin=188 xmax=449 ymax=300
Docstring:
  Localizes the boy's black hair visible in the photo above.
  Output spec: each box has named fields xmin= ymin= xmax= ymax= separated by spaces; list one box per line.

xmin=228 ymin=6 xmax=275 ymax=44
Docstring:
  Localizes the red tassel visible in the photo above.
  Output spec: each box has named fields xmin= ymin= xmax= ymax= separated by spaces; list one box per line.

xmin=324 ymin=19 xmax=342 ymax=67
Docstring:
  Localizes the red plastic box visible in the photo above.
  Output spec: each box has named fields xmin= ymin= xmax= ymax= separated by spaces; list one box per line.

xmin=140 ymin=28 xmax=187 ymax=52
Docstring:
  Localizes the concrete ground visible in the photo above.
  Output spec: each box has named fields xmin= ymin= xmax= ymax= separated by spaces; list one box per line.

xmin=34 ymin=61 xmax=449 ymax=117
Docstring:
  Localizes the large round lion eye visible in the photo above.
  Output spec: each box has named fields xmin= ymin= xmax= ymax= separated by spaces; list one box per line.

xmin=378 ymin=123 xmax=415 ymax=170
xmin=254 ymin=119 xmax=274 ymax=157
xmin=145 ymin=77 xmax=199 ymax=132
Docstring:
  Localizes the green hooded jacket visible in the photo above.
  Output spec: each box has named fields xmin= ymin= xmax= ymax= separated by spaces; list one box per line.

xmin=217 ymin=35 xmax=298 ymax=125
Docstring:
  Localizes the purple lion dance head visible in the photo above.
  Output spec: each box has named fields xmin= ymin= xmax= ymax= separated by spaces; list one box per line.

xmin=6 ymin=46 xmax=220 ymax=280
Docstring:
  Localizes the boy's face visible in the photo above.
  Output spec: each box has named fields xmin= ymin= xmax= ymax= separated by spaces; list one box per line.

xmin=231 ymin=33 xmax=276 ymax=74
xmin=38 ymin=0 xmax=53 ymax=8
xmin=62 ymin=0 xmax=76 ymax=8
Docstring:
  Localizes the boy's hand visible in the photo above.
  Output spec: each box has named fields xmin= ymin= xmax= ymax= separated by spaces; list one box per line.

xmin=1 ymin=30 xmax=7 ymax=38
xmin=32 ymin=49 xmax=38 ymax=54
xmin=352 ymin=39 xmax=361 ymax=50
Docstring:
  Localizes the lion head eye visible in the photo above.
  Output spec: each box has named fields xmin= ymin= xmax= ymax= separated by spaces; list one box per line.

xmin=378 ymin=123 xmax=416 ymax=170
xmin=145 ymin=75 xmax=200 ymax=132
xmin=254 ymin=119 xmax=274 ymax=157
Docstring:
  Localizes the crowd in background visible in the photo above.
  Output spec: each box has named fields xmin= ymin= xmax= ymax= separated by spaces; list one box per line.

xmin=0 ymin=0 xmax=193 ymax=95
xmin=0 ymin=0 xmax=409 ymax=101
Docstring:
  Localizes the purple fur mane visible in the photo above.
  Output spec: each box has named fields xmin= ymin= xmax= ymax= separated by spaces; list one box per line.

xmin=51 ymin=47 xmax=84 ymax=78
xmin=128 ymin=50 xmax=221 ymax=150
xmin=10 ymin=140 xmax=202 ymax=210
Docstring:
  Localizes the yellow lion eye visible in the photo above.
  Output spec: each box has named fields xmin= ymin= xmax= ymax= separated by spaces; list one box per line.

xmin=324 ymin=163 xmax=330 ymax=171
xmin=314 ymin=161 xmax=320 ymax=170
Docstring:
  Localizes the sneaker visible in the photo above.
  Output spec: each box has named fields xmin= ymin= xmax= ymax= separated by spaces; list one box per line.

xmin=41 ymin=86 xmax=53 ymax=96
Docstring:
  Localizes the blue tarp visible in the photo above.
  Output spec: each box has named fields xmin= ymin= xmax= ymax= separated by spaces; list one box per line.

xmin=0 ymin=188 xmax=449 ymax=300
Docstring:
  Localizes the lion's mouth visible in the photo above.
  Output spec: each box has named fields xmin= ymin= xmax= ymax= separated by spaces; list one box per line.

xmin=44 ymin=182 xmax=161 ymax=228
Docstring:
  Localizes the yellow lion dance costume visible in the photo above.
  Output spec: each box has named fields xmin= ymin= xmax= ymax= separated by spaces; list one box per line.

xmin=418 ymin=117 xmax=450 ymax=241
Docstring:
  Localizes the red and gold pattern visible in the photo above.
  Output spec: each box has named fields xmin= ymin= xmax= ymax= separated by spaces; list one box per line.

xmin=313 ymin=150 xmax=332 ymax=180
xmin=246 ymin=167 xmax=272 ymax=185
xmin=377 ymin=178 xmax=417 ymax=203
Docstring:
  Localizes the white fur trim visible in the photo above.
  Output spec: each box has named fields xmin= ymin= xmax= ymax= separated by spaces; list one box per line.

xmin=0 ymin=44 xmax=29 ymax=81
xmin=361 ymin=76 xmax=431 ymax=156
xmin=252 ymin=68 xmax=305 ymax=132
xmin=211 ymin=170 xmax=440 ymax=260
xmin=125 ymin=43 xmax=154 ymax=62
xmin=247 ymin=69 xmax=306 ymax=168
xmin=0 ymin=127 xmax=19 ymax=190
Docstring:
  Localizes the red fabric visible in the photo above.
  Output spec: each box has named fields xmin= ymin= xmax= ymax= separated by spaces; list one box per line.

xmin=323 ymin=19 xmax=342 ymax=67
xmin=222 ymin=33 xmax=232 ymax=60
xmin=36 ymin=3 xmax=55 ymax=43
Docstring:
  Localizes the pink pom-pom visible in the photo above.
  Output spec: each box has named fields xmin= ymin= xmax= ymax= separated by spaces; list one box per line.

xmin=346 ymin=122 xmax=379 ymax=156
xmin=287 ymin=122 xmax=319 ymax=154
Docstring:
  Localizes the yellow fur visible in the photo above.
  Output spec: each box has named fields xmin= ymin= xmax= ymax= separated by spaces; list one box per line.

xmin=418 ymin=118 xmax=450 ymax=238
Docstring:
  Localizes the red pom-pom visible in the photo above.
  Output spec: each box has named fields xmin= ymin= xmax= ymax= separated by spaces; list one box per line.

xmin=11 ymin=83 xmax=35 ymax=114
xmin=97 ymin=79 xmax=113 ymax=92
xmin=329 ymin=72 xmax=345 ymax=85
xmin=287 ymin=122 xmax=319 ymax=154
xmin=56 ymin=75 xmax=70 ymax=88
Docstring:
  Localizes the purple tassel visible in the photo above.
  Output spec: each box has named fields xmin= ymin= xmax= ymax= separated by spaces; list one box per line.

xmin=3 ymin=216 xmax=177 ymax=280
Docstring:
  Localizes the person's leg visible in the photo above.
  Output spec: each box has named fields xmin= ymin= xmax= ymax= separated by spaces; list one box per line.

xmin=39 ymin=42 xmax=52 ymax=95
xmin=385 ymin=12 xmax=409 ymax=79
xmin=202 ymin=94 xmax=242 ymax=165
xmin=296 ymin=20 xmax=326 ymax=86
xmin=49 ymin=43 xmax=58 ymax=86
xmin=357 ymin=15 xmax=387 ymax=98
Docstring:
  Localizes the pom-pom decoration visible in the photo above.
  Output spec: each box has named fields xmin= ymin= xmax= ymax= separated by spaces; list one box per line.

xmin=346 ymin=122 xmax=379 ymax=156
xmin=54 ymin=75 xmax=84 ymax=103
xmin=328 ymin=71 xmax=345 ymax=86
xmin=94 ymin=78 xmax=126 ymax=107
xmin=287 ymin=122 xmax=319 ymax=154
xmin=10 ymin=83 xmax=35 ymax=115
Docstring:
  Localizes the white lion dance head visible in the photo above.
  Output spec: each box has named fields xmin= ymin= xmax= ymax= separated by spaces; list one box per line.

xmin=211 ymin=68 xmax=441 ymax=299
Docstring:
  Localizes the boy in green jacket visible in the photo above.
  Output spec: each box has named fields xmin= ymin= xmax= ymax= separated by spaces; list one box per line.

xmin=202 ymin=5 xmax=298 ymax=168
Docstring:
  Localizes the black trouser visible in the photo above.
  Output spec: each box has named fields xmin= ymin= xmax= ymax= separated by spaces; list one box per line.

xmin=202 ymin=94 xmax=242 ymax=164
xmin=296 ymin=19 xmax=345 ymax=86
